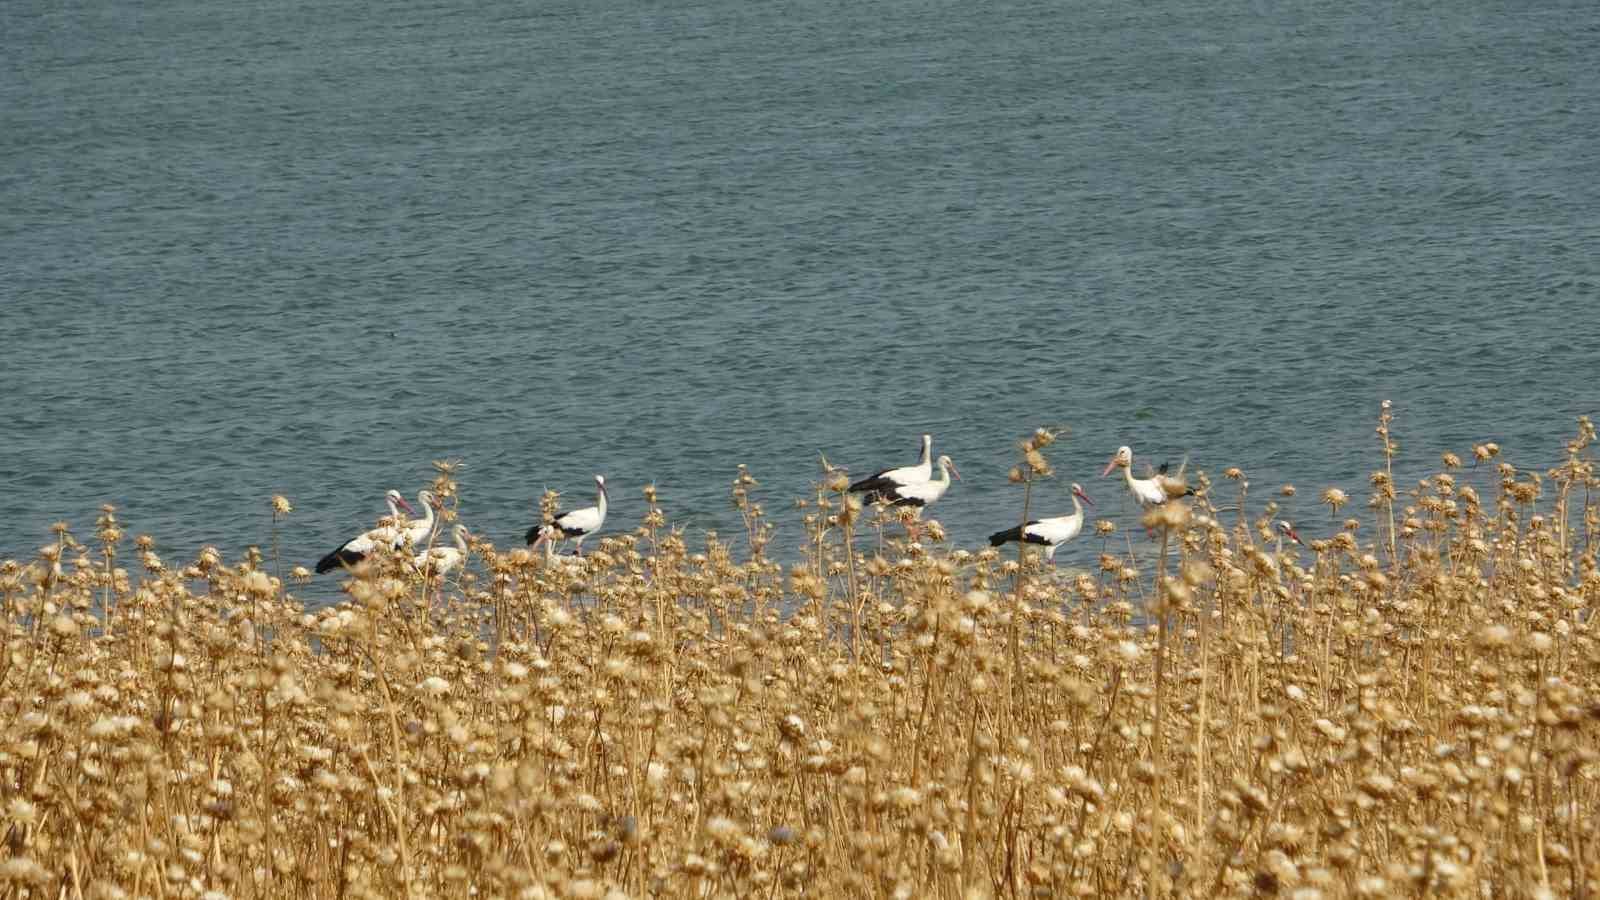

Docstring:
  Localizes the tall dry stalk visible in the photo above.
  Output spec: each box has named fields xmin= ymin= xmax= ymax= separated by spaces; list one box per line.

xmin=1005 ymin=427 xmax=1057 ymax=719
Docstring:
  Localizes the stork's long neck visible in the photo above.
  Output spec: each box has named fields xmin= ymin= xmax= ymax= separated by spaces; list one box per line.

xmin=920 ymin=437 xmax=931 ymax=469
xmin=454 ymin=528 xmax=469 ymax=552
xmin=415 ymin=494 xmax=436 ymax=535
xmin=1122 ymin=462 xmax=1141 ymax=491
xmin=933 ymin=460 xmax=951 ymax=487
xmin=1070 ymin=492 xmax=1084 ymax=523
xmin=386 ymin=497 xmax=401 ymax=519
xmin=595 ymin=485 xmax=608 ymax=520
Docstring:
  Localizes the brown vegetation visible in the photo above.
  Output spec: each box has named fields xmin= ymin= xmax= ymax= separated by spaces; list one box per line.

xmin=2 ymin=414 xmax=1598 ymax=898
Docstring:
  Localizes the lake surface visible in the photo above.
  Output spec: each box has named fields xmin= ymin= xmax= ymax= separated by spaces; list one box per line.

xmin=3 ymin=0 xmax=1597 ymax=596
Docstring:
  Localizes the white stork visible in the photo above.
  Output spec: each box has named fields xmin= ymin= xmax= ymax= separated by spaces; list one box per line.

xmin=881 ymin=455 xmax=960 ymax=507
xmin=526 ymin=475 xmax=608 ymax=555
xmin=874 ymin=455 xmax=960 ymax=540
xmin=412 ymin=524 xmax=471 ymax=577
xmin=315 ymin=489 xmax=417 ymax=574
xmin=848 ymin=434 xmax=933 ymax=503
xmin=1102 ymin=445 xmax=1192 ymax=507
xmin=395 ymin=490 xmax=439 ymax=551
xmin=988 ymin=482 xmax=1094 ymax=561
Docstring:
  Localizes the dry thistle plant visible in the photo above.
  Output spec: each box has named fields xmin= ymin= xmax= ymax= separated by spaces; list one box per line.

xmin=2 ymin=419 xmax=1599 ymax=899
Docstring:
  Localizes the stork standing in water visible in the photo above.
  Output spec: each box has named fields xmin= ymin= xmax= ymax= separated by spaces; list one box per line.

xmin=315 ymin=489 xmax=431 ymax=574
xmin=1102 ymin=446 xmax=1193 ymax=507
xmin=874 ymin=455 xmax=960 ymax=540
xmin=988 ymin=483 xmax=1094 ymax=561
xmin=848 ymin=434 xmax=933 ymax=503
xmin=412 ymin=524 xmax=471 ymax=578
xmin=526 ymin=475 xmax=608 ymax=555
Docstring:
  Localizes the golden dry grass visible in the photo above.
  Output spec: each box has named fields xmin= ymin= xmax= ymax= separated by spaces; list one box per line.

xmin=2 ymin=415 xmax=1599 ymax=899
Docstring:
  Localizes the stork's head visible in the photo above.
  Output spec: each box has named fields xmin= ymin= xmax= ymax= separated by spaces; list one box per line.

xmin=1276 ymin=520 xmax=1303 ymax=546
xmin=595 ymin=474 xmax=607 ymax=495
xmin=1101 ymin=446 xmax=1133 ymax=477
xmin=937 ymin=455 xmax=961 ymax=480
xmin=387 ymin=489 xmax=416 ymax=515
xmin=419 ymin=490 xmax=440 ymax=509
xmin=1071 ymin=483 xmax=1094 ymax=506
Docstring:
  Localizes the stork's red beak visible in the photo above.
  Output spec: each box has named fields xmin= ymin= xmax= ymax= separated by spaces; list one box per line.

xmin=1077 ymin=488 xmax=1094 ymax=506
xmin=396 ymin=496 xmax=416 ymax=515
xmin=1101 ymin=457 xmax=1118 ymax=478
xmin=949 ymin=462 xmax=963 ymax=481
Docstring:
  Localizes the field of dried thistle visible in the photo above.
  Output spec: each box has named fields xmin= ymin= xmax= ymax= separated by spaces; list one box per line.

xmin=3 ymin=411 xmax=1598 ymax=900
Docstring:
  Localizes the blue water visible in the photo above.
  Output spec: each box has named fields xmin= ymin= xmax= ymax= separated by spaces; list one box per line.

xmin=3 ymin=0 xmax=1598 ymax=590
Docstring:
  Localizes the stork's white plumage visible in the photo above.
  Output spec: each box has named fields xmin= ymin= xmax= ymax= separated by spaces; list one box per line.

xmin=412 ymin=524 xmax=471 ymax=577
xmin=315 ymin=489 xmax=417 ymax=574
xmin=526 ymin=475 xmax=608 ymax=554
xmin=988 ymin=483 xmax=1094 ymax=561
xmin=849 ymin=434 xmax=933 ymax=502
xmin=395 ymin=490 xmax=439 ymax=550
xmin=1102 ymin=446 xmax=1189 ymax=506
xmin=879 ymin=455 xmax=961 ymax=508
xmin=877 ymin=455 xmax=960 ymax=541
